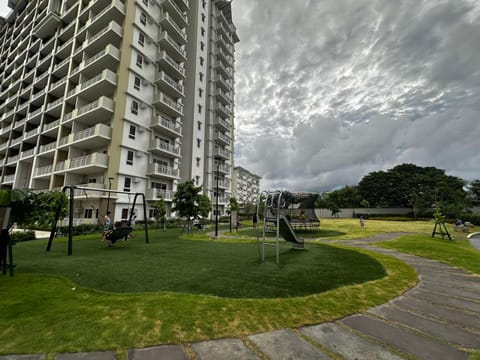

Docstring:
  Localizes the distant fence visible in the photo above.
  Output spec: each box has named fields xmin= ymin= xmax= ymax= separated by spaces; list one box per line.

xmin=315 ymin=208 xmax=411 ymax=219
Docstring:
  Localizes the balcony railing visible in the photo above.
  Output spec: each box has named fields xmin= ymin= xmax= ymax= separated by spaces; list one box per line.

xmin=148 ymin=163 xmax=179 ymax=178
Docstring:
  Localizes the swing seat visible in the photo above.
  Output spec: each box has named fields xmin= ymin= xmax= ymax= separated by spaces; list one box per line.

xmin=104 ymin=227 xmax=133 ymax=244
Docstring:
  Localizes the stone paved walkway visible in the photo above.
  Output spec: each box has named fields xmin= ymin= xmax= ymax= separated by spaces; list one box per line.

xmin=2 ymin=233 xmax=480 ymax=360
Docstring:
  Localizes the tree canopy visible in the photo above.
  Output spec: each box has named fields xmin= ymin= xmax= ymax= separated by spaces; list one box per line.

xmin=171 ymin=180 xmax=211 ymax=219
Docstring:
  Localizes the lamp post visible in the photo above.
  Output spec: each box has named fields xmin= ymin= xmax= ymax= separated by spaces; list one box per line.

xmin=214 ymin=157 xmax=220 ymax=237
xmin=106 ymin=177 xmax=114 ymax=214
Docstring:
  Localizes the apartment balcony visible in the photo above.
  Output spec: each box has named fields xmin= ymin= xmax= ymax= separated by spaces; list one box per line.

xmin=216 ymin=48 xmax=233 ymax=66
xmin=159 ymin=31 xmax=187 ymax=63
xmin=215 ymin=59 xmax=232 ymax=78
xmin=153 ymin=92 xmax=183 ymax=118
xmin=156 ymin=51 xmax=186 ymax=80
xmin=38 ymin=141 xmax=57 ymax=155
xmin=87 ymin=0 xmax=125 ymax=36
xmin=217 ymin=36 xmax=233 ymax=56
xmin=80 ymin=45 xmax=120 ymax=77
xmin=215 ymin=88 xmax=231 ymax=105
xmin=155 ymin=71 xmax=184 ymax=98
xmin=149 ymin=138 xmax=181 ymax=159
xmin=56 ymin=38 xmax=74 ymax=59
xmin=6 ymin=154 xmax=20 ymax=165
xmin=20 ymin=147 xmax=37 ymax=160
xmin=161 ymin=0 xmax=188 ymax=27
xmin=217 ymin=163 xmax=230 ymax=176
xmin=78 ymin=21 xmax=123 ymax=56
xmin=34 ymin=164 xmax=53 ymax=179
xmin=13 ymin=119 xmax=26 ymax=131
xmin=58 ymin=123 xmax=111 ymax=150
xmin=217 ymin=179 xmax=231 ymax=190
xmin=151 ymin=115 xmax=183 ymax=138
xmin=217 ymin=12 xmax=230 ymax=30
xmin=213 ymin=147 xmax=231 ymax=161
xmin=146 ymin=188 xmax=175 ymax=202
xmin=215 ymin=74 xmax=231 ymax=92
xmin=49 ymin=76 xmax=67 ymax=97
xmin=146 ymin=163 xmax=180 ymax=179
xmin=11 ymin=136 xmax=24 ymax=147
xmin=63 ymin=96 xmax=114 ymax=126
xmin=34 ymin=10 xmax=62 ymax=39
xmin=214 ymin=131 xmax=231 ymax=146
xmin=2 ymin=174 xmax=15 ymax=184
xmin=52 ymin=58 xmax=70 ymax=77
xmin=159 ymin=12 xmax=187 ymax=45
xmin=27 ymin=106 xmax=44 ymax=123
xmin=45 ymin=97 xmax=64 ymax=117
xmin=215 ymin=103 xmax=232 ymax=118
xmin=55 ymin=152 xmax=108 ymax=175
xmin=67 ymin=69 xmax=117 ymax=102
xmin=216 ymin=21 xmax=230 ymax=40
xmin=24 ymin=127 xmax=40 ymax=142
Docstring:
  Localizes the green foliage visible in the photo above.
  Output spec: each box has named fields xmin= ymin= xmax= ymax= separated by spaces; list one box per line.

xmin=10 ymin=230 xmax=36 ymax=242
xmin=467 ymin=179 xmax=480 ymax=206
xmin=228 ymin=197 xmax=240 ymax=213
xmin=172 ymin=180 xmax=206 ymax=219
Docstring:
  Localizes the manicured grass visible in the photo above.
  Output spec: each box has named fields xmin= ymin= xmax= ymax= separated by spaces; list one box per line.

xmin=238 ymin=218 xmax=435 ymax=240
xmin=378 ymin=234 xmax=480 ymax=274
xmin=13 ymin=229 xmax=386 ymax=298
xmin=0 ymin=227 xmax=417 ymax=355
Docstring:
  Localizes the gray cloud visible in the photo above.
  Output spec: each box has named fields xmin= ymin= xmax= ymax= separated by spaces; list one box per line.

xmin=232 ymin=0 xmax=480 ymax=191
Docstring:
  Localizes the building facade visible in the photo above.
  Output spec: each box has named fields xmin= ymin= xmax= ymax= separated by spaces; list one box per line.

xmin=0 ymin=0 xmax=238 ymax=222
xmin=232 ymin=166 xmax=261 ymax=208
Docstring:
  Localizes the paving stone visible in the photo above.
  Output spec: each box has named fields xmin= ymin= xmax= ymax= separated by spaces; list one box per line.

xmin=393 ymin=295 xmax=480 ymax=331
xmin=341 ymin=314 xmax=468 ymax=360
xmin=419 ymin=282 xmax=480 ymax=300
xmin=191 ymin=338 xmax=258 ymax=360
xmin=417 ymin=272 xmax=480 ymax=284
xmin=248 ymin=329 xmax=331 ymax=360
xmin=300 ymin=322 xmax=405 ymax=360
xmin=127 ymin=345 xmax=187 ymax=360
xmin=56 ymin=352 xmax=116 ymax=360
xmin=369 ymin=304 xmax=480 ymax=348
xmin=0 ymin=356 xmax=45 ymax=360
xmin=410 ymin=288 xmax=480 ymax=313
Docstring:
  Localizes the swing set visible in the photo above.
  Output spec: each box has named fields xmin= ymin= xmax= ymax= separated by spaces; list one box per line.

xmin=46 ymin=185 xmax=149 ymax=255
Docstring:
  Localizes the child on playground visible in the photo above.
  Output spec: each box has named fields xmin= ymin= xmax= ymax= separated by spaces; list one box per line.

xmin=103 ymin=211 xmax=113 ymax=245
xmin=359 ymin=216 xmax=365 ymax=229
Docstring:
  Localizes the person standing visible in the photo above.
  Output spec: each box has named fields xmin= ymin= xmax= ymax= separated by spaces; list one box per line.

xmin=103 ymin=211 xmax=112 ymax=245
xmin=359 ymin=216 xmax=365 ymax=229
xmin=252 ymin=213 xmax=258 ymax=229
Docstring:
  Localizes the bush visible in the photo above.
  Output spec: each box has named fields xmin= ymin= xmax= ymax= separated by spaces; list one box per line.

xmin=10 ymin=230 xmax=36 ymax=242
xmin=58 ymin=224 xmax=103 ymax=236
xmin=459 ymin=213 xmax=480 ymax=226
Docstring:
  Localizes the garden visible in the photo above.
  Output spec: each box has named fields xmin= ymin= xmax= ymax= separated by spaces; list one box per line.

xmin=2 ymin=217 xmax=480 ymax=357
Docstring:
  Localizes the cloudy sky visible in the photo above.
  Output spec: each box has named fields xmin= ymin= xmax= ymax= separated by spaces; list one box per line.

xmin=1 ymin=1 xmax=478 ymax=192
xmin=231 ymin=0 xmax=480 ymax=191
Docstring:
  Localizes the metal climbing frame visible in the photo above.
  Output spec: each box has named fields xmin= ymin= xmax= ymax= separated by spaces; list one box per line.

xmin=256 ymin=190 xmax=286 ymax=264
xmin=46 ymin=186 xmax=149 ymax=255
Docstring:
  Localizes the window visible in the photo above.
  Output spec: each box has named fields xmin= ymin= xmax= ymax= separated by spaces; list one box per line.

xmin=129 ymin=125 xmax=136 ymax=139
xmin=153 ymin=158 xmax=169 ymax=167
xmin=138 ymin=32 xmax=145 ymax=46
xmin=127 ymin=150 xmax=134 ymax=165
xmin=202 ymin=1 xmax=206 ymax=9
xmin=121 ymin=208 xmax=129 ymax=220
xmin=201 ymin=27 xmax=205 ymax=36
xmin=152 ymin=182 xmax=167 ymax=190
xmin=197 ymin=121 xmax=202 ymax=130
xmin=199 ymin=72 xmax=204 ymax=81
xmin=140 ymin=12 xmax=147 ymax=25
xmin=201 ymin=13 xmax=206 ymax=22
xmin=149 ymin=209 xmax=157 ymax=218
xmin=199 ymin=56 xmax=204 ymax=66
xmin=142 ymin=0 xmax=148 ymax=6
xmin=131 ymin=100 xmax=139 ymax=115
xmin=198 ymin=88 xmax=203 ymax=97
xmin=124 ymin=177 xmax=131 ymax=192
xmin=134 ymin=76 xmax=141 ymax=91
xmin=136 ymin=54 xmax=143 ymax=68
xmin=196 ymin=157 xmax=201 ymax=167
xmin=88 ymin=178 xmax=97 ymax=183
xmin=197 ymin=138 xmax=201 ymax=148
xmin=195 ymin=175 xmax=200 ymax=185
xmin=84 ymin=208 xmax=93 ymax=218
xmin=198 ymin=104 xmax=202 ymax=114
xmin=200 ymin=42 xmax=205 ymax=51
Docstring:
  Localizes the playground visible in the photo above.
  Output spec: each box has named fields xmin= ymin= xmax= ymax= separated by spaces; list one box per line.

xmin=2 ymin=215 xmax=480 ymax=356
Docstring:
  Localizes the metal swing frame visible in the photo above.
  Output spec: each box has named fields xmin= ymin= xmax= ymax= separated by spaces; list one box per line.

xmin=46 ymin=185 xmax=149 ymax=255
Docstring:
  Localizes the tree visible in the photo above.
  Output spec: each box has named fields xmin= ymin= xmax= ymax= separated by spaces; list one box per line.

xmin=171 ymin=180 xmax=205 ymax=219
xmin=467 ymin=179 xmax=480 ymax=206
xmin=228 ymin=197 xmax=240 ymax=213
xmin=197 ymin=194 xmax=211 ymax=218
xmin=152 ymin=198 xmax=167 ymax=229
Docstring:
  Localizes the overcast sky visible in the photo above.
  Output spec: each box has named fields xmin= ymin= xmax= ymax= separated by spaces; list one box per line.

xmin=232 ymin=0 xmax=480 ymax=191
xmin=1 ymin=1 xmax=479 ymax=192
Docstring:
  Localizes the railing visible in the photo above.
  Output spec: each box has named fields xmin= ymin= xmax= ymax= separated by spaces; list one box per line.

xmin=46 ymin=97 xmax=64 ymax=110
xmin=50 ymin=77 xmax=67 ymax=89
xmin=153 ymin=115 xmax=182 ymax=135
xmin=148 ymin=188 xmax=175 ymax=200
xmin=160 ymin=31 xmax=186 ymax=58
xmin=215 ymin=117 xmax=231 ymax=130
xmin=148 ymin=163 xmax=179 ymax=177
xmin=157 ymin=51 xmax=185 ymax=76
xmin=155 ymin=92 xmax=183 ymax=113
xmin=158 ymin=72 xmax=184 ymax=93
xmin=215 ymin=131 xmax=231 ymax=144
xmin=160 ymin=12 xmax=186 ymax=37
xmin=7 ymin=154 xmax=20 ymax=163
xmin=214 ymin=147 xmax=231 ymax=158
xmin=43 ymin=119 xmax=60 ymax=132
xmin=39 ymin=141 xmax=56 ymax=153
xmin=24 ymin=127 xmax=39 ymax=139
xmin=150 ymin=139 xmax=181 ymax=155
xmin=21 ymin=147 xmax=36 ymax=158
xmin=3 ymin=174 xmax=15 ymax=183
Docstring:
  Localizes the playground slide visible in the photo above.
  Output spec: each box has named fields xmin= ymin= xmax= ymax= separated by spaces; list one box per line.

xmin=277 ymin=214 xmax=305 ymax=249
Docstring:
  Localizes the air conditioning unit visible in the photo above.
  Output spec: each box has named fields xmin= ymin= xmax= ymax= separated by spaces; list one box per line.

xmin=133 ymin=177 xmax=140 ymax=183
xmin=144 ymin=57 xmax=151 ymax=65
xmin=135 ymin=151 xmax=143 ymax=157
xmin=142 ymin=79 xmax=149 ymax=86
xmin=140 ymin=102 xmax=147 ymax=109
xmin=146 ymin=37 xmax=152 ymax=44
xmin=147 ymin=16 xmax=153 ymax=24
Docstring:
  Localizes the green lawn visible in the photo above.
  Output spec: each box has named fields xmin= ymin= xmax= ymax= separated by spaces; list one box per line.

xmin=1 ymin=225 xmax=417 ymax=355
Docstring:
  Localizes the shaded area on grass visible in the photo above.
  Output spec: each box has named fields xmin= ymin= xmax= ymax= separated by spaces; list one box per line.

xmin=14 ymin=229 xmax=385 ymax=298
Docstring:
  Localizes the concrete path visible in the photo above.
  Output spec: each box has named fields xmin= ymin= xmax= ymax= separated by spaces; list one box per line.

xmin=2 ymin=233 xmax=480 ymax=360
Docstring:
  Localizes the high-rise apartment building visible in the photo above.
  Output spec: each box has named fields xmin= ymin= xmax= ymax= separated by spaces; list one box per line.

xmin=232 ymin=166 xmax=261 ymax=207
xmin=0 ymin=0 xmax=238 ymax=222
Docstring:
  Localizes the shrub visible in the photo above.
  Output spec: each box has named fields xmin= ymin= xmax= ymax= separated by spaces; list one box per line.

xmin=10 ymin=230 xmax=36 ymax=242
